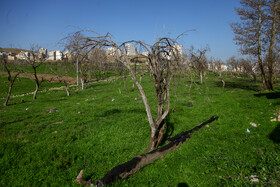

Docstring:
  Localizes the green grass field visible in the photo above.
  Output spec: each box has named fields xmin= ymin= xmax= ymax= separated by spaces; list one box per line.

xmin=0 ymin=71 xmax=279 ymax=186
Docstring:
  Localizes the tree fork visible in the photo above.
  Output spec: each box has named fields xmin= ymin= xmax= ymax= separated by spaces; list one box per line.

xmin=75 ymin=116 xmax=219 ymax=186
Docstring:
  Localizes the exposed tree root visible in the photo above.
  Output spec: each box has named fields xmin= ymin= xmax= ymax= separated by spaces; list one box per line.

xmin=75 ymin=116 xmax=219 ymax=186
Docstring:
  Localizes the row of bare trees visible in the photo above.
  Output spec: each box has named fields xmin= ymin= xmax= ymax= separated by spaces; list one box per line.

xmin=0 ymin=41 xmax=114 ymax=105
xmin=0 ymin=46 xmax=46 ymax=106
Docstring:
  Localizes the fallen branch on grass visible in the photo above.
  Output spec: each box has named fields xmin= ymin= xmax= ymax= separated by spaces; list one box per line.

xmin=75 ymin=116 xmax=219 ymax=186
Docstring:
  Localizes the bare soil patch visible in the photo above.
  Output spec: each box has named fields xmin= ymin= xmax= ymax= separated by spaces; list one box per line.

xmin=0 ymin=72 xmax=76 ymax=84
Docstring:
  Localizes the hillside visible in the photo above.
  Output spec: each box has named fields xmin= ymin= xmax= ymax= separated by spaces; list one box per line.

xmin=0 ymin=47 xmax=31 ymax=54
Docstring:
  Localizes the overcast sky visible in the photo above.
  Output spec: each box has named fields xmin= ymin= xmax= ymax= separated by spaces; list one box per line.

xmin=0 ymin=0 xmax=242 ymax=61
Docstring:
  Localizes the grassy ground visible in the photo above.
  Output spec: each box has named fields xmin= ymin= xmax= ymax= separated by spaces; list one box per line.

xmin=0 ymin=76 xmax=65 ymax=98
xmin=0 ymin=72 xmax=279 ymax=186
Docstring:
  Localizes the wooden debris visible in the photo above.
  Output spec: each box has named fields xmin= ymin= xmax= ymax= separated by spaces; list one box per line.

xmin=75 ymin=116 xmax=219 ymax=186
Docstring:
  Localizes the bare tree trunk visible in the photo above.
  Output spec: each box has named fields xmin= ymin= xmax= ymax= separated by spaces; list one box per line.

xmin=146 ymin=78 xmax=171 ymax=150
xmin=64 ymin=81 xmax=70 ymax=96
xmin=33 ymin=82 xmax=39 ymax=100
xmin=222 ymin=79 xmax=226 ymax=89
xmin=76 ymin=58 xmax=79 ymax=86
xmin=200 ymin=72 xmax=203 ymax=84
xmin=4 ymin=86 xmax=12 ymax=106
xmin=75 ymin=116 xmax=219 ymax=187
xmin=127 ymin=69 xmax=155 ymax=146
xmin=50 ymin=68 xmax=71 ymax=96
xmin=146 ymin=127 xmax=157 ymax=151
xmin=266 ymin=0 xmax=277 ymax=91
xmin=188 ymin=72 xmax=193 ymax=97
xmin=123 ymin=69 xmax=128 ymax=93
xmin=33 ymin=67 xmax=41 ymax=100
xmin=3 ymin=65 xmax=20 ymax=106
xmin=4 ymin=76 xmax=18 ymax=106
xmin=139 ymin=74 xmax=143 ymax=84
xmin=81 ymin=78 xmax=84 ymax=90
xmin=257 ymin=1 xmax=269 ymax=90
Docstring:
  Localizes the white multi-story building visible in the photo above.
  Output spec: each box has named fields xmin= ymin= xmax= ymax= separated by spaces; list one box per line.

xmin=17 ymin=51 xmax=31 ymax=60
xmin=39 ymin=48 xmax=47 ymax=56
xmin=125 ymin=44 xmax=137 ymax=56
xmin=47 ymin=50 xmax=63 ymax=61
xmin=142 ymin=51 xmax=149 ymax=56
xmin=56 ymin=50 xmax=63 ymax=60
xmin=160 ymin=44 xmax=183 ymax=60
xmin=171 ymin=44 xmax=183 ymax=57
xmin=39 ymin=48 xmax=47 ymax=58
xmin=48 ymin=51 xmax=56 ymax=60
xmin=64 ymin=51 xmax=72 ymax=60
xmin=106 ymin=47 xmax=121 ymax=56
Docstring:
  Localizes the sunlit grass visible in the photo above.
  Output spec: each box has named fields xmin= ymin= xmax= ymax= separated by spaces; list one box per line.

xmin=0 ymin=72 xmax=279 ymax=186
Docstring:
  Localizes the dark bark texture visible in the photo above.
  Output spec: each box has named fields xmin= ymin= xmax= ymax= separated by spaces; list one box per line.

xmin=75 ymin=116 xmax=218 ymax=186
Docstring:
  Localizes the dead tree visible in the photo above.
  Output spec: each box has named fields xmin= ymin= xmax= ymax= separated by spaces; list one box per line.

xmin=213 ymin=59 xmax=226 ymax=88
xmin=68 ymin=31 xmax=184 ymax=151
xmin=1 ymin=58 xmax=22 ymax=106
xmin=240 ymin=58 xmax=257 ymax=82
xmin=75 ymin=116 xmax=219 ymax=186
xmin=189 ymin=45 xmax=210 ymax=84
xmin=24 ymin=46 xmax=45 ymax=100
xmin=49 ymin=68 xmax=71 ymax=96
xmin=63 ymin=32 xmax=85 ymax=86
xmin=88 ymin=48 xmax=107 ymax=80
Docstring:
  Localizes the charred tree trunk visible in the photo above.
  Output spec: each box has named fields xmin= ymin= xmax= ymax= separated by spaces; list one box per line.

xmin=33 ymin=68 xmax=40 ymax=100
xmin=75 ymin=116 xmax=219 ymax=186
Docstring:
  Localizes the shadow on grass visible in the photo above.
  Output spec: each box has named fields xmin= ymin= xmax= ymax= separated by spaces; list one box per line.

xmin=0 ymin=115 xmax=39 ymax=128
xmin=158 ymin=114 xmax=175 ymax=147
xmin=100 ymin=109 xmax=121 ymax=117
xmin=254 ymin=92 xmax=280 ymax=99
xmin=99 ymin=108 xmax=145 ymax=117
xmin=214 ymin=79 xmax=259 ymax=91
xmin=269 ymin=123 xmax=280 ymax=143
xmin=186 ymin=80 xmax=200 ymax=85
xmin=178 ymin=183 xmax=189 ymax=187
